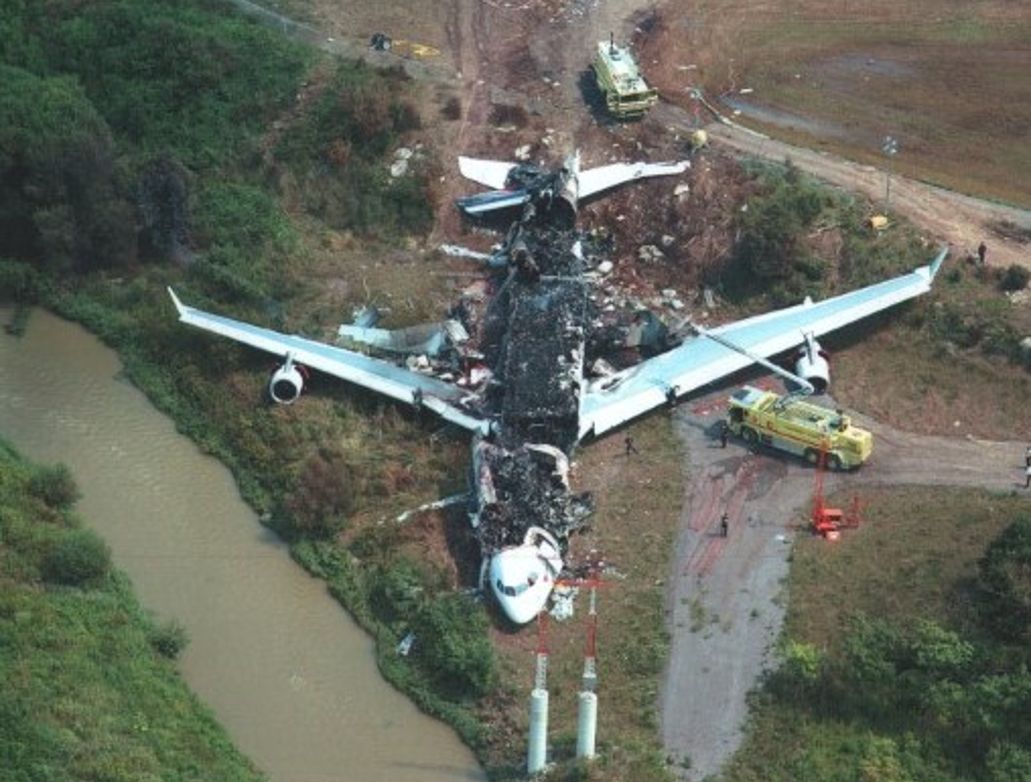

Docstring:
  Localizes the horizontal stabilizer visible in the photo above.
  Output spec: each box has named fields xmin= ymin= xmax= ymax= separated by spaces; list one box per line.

xmin=458 ymin=156 xmax=518 ymax=190
xmin=578 ymin=160 xmax=689 ymax=200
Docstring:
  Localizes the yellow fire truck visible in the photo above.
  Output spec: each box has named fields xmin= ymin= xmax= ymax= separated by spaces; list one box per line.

xmin=726 ymin=386 xmax=873 ymax=470
xmin=592 ymin=36 xmax=658 ymax=119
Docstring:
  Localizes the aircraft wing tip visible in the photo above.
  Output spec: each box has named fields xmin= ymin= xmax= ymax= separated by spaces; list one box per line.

xmin=167 ymin=287 xmax=185 ymax=316
xmin=928 ymin=245 xmax=948 ymax=279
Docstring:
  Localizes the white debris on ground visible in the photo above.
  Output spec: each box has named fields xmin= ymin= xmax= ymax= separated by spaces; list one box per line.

xmin=549 ymin=584 xmax=578 ymax=621
xmin=638 ymin=244 xmax=665 ymax=263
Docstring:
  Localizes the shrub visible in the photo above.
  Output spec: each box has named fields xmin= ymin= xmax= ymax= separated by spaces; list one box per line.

xmin=28 ymin=463 xmax=81 ymax=510
xmin=999 ymin=264 xmax=1030 ymax=292
xmin=412 ymin=593 xmax=495 ymax=698
xmin=149 ymin=619 xmax=189 ymax=659
xmin=285 ymin=449 xmax=357 ymax=538
xmin=978 ymin=514 xmax=1031 ymax=642
xmin=441 ymin=96 xmax=462 ymax=120
xmin=42 ymin=529 xmax=111 ymax=586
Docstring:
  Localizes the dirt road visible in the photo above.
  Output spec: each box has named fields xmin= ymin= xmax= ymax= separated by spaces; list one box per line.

xmin=660 ymin=380 xmax=1027 ymax=780
xmin=651 ymin=102 xmax=1031 ymax=269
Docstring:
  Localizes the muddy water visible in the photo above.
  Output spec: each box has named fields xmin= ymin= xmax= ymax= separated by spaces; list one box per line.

xmin=0 ymin=308 xmax=483 ymax=782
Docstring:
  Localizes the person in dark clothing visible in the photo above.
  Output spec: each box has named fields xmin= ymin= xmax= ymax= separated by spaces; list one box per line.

xmin=719 ymin=422 xmax=729 ymax=448
xmin=625 ymin=435 xmax=638 ymax=456
xmin=978 ymin=241 xmax=987 ymax=266
xmin=719 ymin=512 xmax=729 ymax=537
xmin=1025 ymin=445 xmax=1031 ymax=468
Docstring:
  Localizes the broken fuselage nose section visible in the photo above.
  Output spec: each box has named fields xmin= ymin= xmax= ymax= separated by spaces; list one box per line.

xmin=487 ymin=526 xmax=563 ymax=625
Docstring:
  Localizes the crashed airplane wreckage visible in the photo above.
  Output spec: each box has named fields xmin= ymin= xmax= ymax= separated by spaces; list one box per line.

xmin=169 ymin=150 xmax=946 ymax=624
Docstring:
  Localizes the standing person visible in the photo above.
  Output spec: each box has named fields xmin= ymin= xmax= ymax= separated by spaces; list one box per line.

xmin=1025 ymin=445 xmax=1031 ymax=468
xmin=978 ymin=241 xmax=987 ymax=266
xmin=1025 ymin=463 xmax=1031 ymax=489
xmin=719 ymin=422 xmax=729 ymax=448
xmin=719 ymin=512 xmax=729 ymax=537
xmin=625 ymin=434 xmax=638 ymax=456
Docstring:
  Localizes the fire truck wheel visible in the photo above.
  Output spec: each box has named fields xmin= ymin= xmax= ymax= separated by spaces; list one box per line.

xmin=804 ymin=448 xmax=817 ymax=465
xmin=828 ymin=453 xmax=843 ymax=471
xmin=742 ymin=427 xmax=758 ymax=447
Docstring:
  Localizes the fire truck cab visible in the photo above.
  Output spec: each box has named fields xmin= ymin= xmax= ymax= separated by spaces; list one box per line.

xmin=726 ymin=386 xmax=872 ymax=470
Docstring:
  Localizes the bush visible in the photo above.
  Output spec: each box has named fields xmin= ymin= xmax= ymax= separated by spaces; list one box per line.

xmin=999 ymin=264 xmax=1030 ymax=292
xmin=28 ymin=464 xmax=80 ymax=510
xmin=979 ymin=514 xmax=1031 ymax=642
xmin=412 ymin=594 xmax=495 ymax=698
xmin=149 ymin=619 xmax=189 ymax=659
xmin=42 ymin=529 xmax=111 ymax=586
xmin=285 ymin=449 xmax=357 ymax=538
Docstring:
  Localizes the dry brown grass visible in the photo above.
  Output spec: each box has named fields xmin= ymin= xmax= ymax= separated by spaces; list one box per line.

xmin=645 ymin=0 xmax=1031 ymax=206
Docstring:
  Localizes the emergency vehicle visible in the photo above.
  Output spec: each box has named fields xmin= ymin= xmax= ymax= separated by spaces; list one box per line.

xmin=726 ymin=386 xmax=872 ymax=470
xmin=592 ymin=37 xmax=658 ymax=119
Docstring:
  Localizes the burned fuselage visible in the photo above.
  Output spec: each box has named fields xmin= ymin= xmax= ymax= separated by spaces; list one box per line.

xmin=465 ymin=210 xmax=603 ymax=608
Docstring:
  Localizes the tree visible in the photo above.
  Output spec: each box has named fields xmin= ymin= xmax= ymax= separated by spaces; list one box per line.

xmin=412 ymin=594 xmax=495 ymax=698
xmin=0 ymin=65 xmax=135 ymax=271
xmin=42 ymin=529 xmax=111 ymax=586
xmin=979 ymin=515 xmax=1031 ymax=642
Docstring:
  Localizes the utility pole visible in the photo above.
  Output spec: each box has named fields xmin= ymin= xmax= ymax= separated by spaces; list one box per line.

xmin=881 ymin=135 xmax=898 ymax=216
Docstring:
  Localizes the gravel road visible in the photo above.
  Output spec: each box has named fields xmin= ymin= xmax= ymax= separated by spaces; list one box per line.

xmin=659 ymin=380 xmax=1028 ymax=780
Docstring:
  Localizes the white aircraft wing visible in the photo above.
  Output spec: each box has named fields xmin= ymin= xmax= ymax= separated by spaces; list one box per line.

xmin=168 ymin=289 xmax=487 ymax=433
xmin=458 ymin=156 xmax=519 ymax=190
xmin=579 ymin=248 xmax=947 ymax=438
xmin=578 ymin=160 xmax=689 ymax=200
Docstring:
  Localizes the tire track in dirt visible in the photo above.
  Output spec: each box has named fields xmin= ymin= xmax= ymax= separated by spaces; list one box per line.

xmin=661 ymin=380 xmax=1029 ymax=780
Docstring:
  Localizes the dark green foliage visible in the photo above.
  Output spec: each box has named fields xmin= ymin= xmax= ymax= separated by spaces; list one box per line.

xmin=412 ymin=594 xmax=496 ymax=698
xmin=368 ymin=559 xmax=428 ymax=624
xmin=0 ymin=65 xmax=135 ymax=271
xmin=986 ymin=742 xmax=1031 ymax=782
xmin=42 ymin=528 xmax=111 ymax=586
xmin=27 ymin=463 xmax=80 ymax=509
xmin=137 ymin=152 xmax=191 ymax=262
xmin=999 ymin=264 xmax=1030 ymax=292
xmin=36 ymin=0 xmax=309 ymax=168
xmin=149 ymin=619 xmax=190 ymax=659
xmin=726 ymin=161 xmax=831 ymax=304
xmin=978 ymin=515 xmax=1031 ymax=642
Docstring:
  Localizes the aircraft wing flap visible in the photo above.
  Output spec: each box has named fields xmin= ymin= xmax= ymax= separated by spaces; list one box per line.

xmin=579 ymin=248 xmax=946 ymax=438
xmin=578 ymin=160 xmax=689 ymax=200
xmin=169 ymin=289 xmax=486 ymax=432
xmin=458 ymin=156 xmax=519 ymax=190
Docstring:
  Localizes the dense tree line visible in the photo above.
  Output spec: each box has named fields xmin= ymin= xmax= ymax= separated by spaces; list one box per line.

xmin=769 ymin=515 xmax=1031 ymax=782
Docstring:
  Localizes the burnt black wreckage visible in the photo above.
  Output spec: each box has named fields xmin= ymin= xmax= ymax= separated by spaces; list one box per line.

xmin=170 ymin=147 xmax=944 ymax=624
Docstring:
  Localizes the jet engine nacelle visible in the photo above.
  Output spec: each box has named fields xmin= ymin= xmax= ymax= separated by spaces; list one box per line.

xmin=795 ymin=336 xmax=830 ymax=394
xmin=551 ymin=169 xmax=579 ymax=228
xmin=268 ymin=359 xmax=306 ymax=404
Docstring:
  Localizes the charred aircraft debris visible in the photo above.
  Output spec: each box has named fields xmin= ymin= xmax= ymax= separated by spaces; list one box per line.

xmin=170 ymin=150 xmax=945 ymax=624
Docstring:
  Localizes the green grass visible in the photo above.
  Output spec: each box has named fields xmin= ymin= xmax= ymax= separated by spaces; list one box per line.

xmin=720 ymin=487 xmax=1031 ymax=782
xmin=0 ymin=440 xmax=263 ymax=782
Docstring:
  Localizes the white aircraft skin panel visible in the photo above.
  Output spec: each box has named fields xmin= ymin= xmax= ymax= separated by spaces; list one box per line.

xmin=458 ymin=156 xmax=518 ymax=190
xmin=577 ymin=161 xmax=689 ymax=200
xmin=580 ymin=251 xmax=945 ymax=437
xmin=169 ymin=290 xmax=485 ymax=432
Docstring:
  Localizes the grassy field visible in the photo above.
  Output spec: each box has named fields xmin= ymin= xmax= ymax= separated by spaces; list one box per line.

xmin=719 ymin=486 xmax=1031 ymax=782
xmin=0 ymin=441 xmax=264 ymax=782
xmin=647 ymin=0 xmax=1031 ymax=206
xmin=828 ymin=259 xmax=1031 ymax=440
